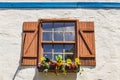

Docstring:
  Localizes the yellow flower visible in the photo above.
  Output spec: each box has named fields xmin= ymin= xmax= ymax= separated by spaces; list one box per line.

xmin=75 ymin=58 xmax=81 ymax=65
xmin=67 ymin=59 xmax=72 ymax=64
xmin=57 ymin=60 xmax=63 ymax=66
xmin=40 ymin=57 xmax=45 ymax=62
xmin=75 ymin=58 xmax=79 ymax=63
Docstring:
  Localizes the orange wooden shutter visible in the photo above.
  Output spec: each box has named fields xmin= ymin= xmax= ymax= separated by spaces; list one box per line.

xmin=21 ymin=22 xmax=38 ymax=66
xmin=77 ymin=22 xmax=96 ymax=66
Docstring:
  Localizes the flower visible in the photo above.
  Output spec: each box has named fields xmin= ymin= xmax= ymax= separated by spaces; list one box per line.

xmin=57 ymin=60 xmax=63 ymax=66
xmin=75 ymin=58 xmax=81 ymax=65
xmin=40 ymin=57 xmax=45 ymax=62
xmin=72 ymin=62 xmax=76 ymax=68
xmin=38 ymin=55 xmax=82 ymax=75
xmin=66 ymin=59 xmax=72 ymax=64
xmin=75 ymin=58 xmax=79 ymax=63
xmin=38 ymin=63 xmax=41 ymax=68
xmin=56 ymin=55 xmax=62 ymax=62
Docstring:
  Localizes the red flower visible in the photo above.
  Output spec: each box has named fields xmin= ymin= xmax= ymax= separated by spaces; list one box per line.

xmin=72 ymin=62 xmax=76 ymax=68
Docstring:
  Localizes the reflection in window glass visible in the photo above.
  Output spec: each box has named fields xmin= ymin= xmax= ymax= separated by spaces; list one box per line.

xmin=43 ymin=32 xmax=52 ymax=41
xmin=65 ymin=22 xmax=75 ymax=32
xmin=43 ymin=44 xmax=74 ymax=61
xmin=54 ymin=44 xmax=63 ymax=52
xmin=42 ymin=23 xmax=52 ymax=31
xmin=65 ymin=32 xmax=75 ymax=41
xmin=54 ymin=54 xmax=63 ymax=61
xmin=65 ymin=54 xmax=74 ymax=60
xmin=65 ymin=44 xmax=74 ymax=53
xmin=54 ymin=32 xmax=63 ymax=41
xmin=42 ymin=22 xmax=75 ymax=60
xmin=43 ymin=44 xmax=52 ymax=52
xmin=44 ymin=54 xmax=52 ymax=60
xmin=54 ymin=23 xmax=64 ymax=31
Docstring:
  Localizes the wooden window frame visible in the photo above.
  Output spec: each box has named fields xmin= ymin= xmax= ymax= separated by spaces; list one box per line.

xmin=38 ymin=19 xmax=78 ymax=63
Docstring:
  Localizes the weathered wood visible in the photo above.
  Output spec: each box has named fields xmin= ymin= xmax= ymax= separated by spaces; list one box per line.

xmin=77 ymin=22 xmax=96 ymax=66
xmin=21 ymin=22 xmax=38 ymax=66
xmin=39 ymin=18 xmax=77 ymax=22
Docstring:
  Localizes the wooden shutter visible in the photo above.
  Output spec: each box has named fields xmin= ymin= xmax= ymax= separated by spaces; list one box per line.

xmin=21 ymin=22 xmax=38 ymax=66
xmin=77 ymin=22 xmax=96 ymax=66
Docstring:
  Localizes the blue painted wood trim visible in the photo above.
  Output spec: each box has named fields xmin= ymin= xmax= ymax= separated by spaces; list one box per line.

xmin=0 ymin=2 xmax=120 ymax=8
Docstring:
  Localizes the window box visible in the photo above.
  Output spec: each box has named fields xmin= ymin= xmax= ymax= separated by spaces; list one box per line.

xmin=37 ymin=56 xmax=80 ymax=73
xmin=37 ymin=63 xmax=80 ymax=73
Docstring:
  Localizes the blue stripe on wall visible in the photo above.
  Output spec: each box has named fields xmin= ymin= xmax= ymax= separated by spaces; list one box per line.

xmin=0 ymin=2 xmax=120 ymax=8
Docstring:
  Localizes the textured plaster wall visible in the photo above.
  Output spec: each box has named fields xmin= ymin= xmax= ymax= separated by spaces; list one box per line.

xmin=0 ymin=8 xmax=120 ymax=80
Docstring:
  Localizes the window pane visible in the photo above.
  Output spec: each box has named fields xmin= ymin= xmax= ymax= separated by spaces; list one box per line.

xmin=54 ymin=44 xmax=63 ymax=52
xmin=65 ymin=54 xmax=74 ymax=60
xmin=65 ymin=32 xmax=75 ymax=41
xmin=54 ymin=22 xmax=64 ymax=31
xmin=64 ymin=22 xmax=75 ymax=32
xmin=54 ymin=54 xmax=63 ymax=61
xmin=43 ymin=32 xmax=52 ymax=41
xmin=44 ymin=54 xmax=52 ymax=60
xmin=43 ymin=44 xmax=52 ymax=52
xmin=65 ymin=44 xmax=74 ymax=53
xmin=42 ymin=23 xmax=52 ymax=31
xmin=54 ymin=32 xmax=63 ymax=41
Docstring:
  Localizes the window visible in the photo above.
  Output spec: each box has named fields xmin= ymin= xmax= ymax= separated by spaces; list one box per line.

xmin=42 ymin=22 xmax=75 ymax=61
xmin=42 ymin=22 xmax=75 ymax=41
xmin=43 ymin=44 xmax=52 ymax=59
xmin=21 ymin=19 xmax=96 ymax=66
xmin=43 ymin=44 xmax=74 ymax=61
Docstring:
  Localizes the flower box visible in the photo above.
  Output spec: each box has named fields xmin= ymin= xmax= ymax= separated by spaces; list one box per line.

xmin=37 ymin=55 xmax=81 ymax=74
xmin=37 ymin=63 xmax=80 ymax=73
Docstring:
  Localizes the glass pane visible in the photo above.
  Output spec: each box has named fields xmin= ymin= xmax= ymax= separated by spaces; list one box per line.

xmin=44 ymin=54 xmax=52 ymax=60
xmin=54 ymin=22 xmax=64 ymax=31
xmin=65 ymin=32 xmax=75 ymax=41
xmin=42 ymin=23 xmax=52 ymax=31
xmin=54 ymin=32 xmax=63 ymax=41
xmin=43 ymin=44 xmax=52 ymax=52
xmin=64 ymin=22 xmax=75 ymax=32
xmin=65 ymin=54 xmax=74 ymax=60
xmin=65 ymin=44 xmax=74 ymax=53
xmin=54 ymin=54 xmax=63 ymax=61
xmin=43 ymin=32 xmax=52 ymax=41
xmin=54 ymin=44 xmax=63 ymax=52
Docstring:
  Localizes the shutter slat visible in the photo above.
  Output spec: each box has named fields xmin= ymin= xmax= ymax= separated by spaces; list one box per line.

xmin=78 ymin=22 xmax=96 ymax=66
xmin=21 ymin=22 xmax=38 ymax=66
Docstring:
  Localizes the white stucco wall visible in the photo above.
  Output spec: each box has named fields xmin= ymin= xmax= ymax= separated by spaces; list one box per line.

xmin=0 ymin=8 xmax=120 ymax=80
